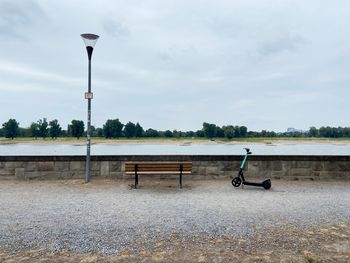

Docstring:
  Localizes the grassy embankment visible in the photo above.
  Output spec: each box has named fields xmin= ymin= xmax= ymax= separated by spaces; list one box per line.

xmin=1 ymin=137 xmax=350 ymax=144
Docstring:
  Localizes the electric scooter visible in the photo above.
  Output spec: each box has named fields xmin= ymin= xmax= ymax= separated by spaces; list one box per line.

xmin=232 ymin=148 xmax=271 ymax=190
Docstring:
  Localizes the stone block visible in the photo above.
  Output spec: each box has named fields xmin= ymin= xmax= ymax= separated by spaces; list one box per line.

xmin=100 ymin=161 xmax=109 ymax=177
xmin=91 ymin=161 xmax=100 ymax=171
xmin=205 ymin=166 xmax=219 ymax=175
xmin=271 ymin=161 xmax=283 ymax=171
xmin=251 ymin=161 xmax=269 ymax=169
xmin=69 ymin=171 xmax=85 ymax=179
xmin=37 ymin=162 xmax=54 ymax=171
xmin=6 ymin=162 xmax=25 ymax=168
xmin=4 ymin=162 xmax=18 ymax=171
xmin=246 ymin=164 xmax=260 ymax=174
xmin=58 ymin=171 xmax=73 ymax=179
xmin=25 ymin=171 xmax=57 ymax=180
xmin=201 ymin=161 xmax=219 ymax=167
xmin=0 ymin=169 xmax=13 ymax=177
xmin=15 ymin=168 xmax=25 ymax=179
xmin=220 ymin=161 xmax=236 ymax=171
xmin=319 ymin=171 xmax=349 ymax=180
xmin=216 ymin=171 xmax=230 ymax=178
xmin=270 ymin=171 xmax=284 ymax=179
xmin=193 ymin=167 xmax=206 ymax=176
xmin=90 ymin=171 xmax=100 ymax=177
xmin=192 ymin=161 xmax=201 ymax=166
xmin=311 ymin=162 xmax=323 ymax=171
xmin=323 ymin=161 xmax=350 ymax=172
xmin=54 ymin=162 xmax=70 ymax=172
xmin=110 ymin=161 xmax=121 ymax=172
xmin=311 ymin=172 xmax=321 ymax=179
xmin=70 ymin=161 xmax=84 ymax=171
xmin=288 ymin=168 xmax=312 ymax=177
xmin=25 ymin=162 xmax=37 ymax=172
xmin=290 ymin=161 xmax=311 ymax=169
xmin=253 ymin=170 xmax=272 ymax=179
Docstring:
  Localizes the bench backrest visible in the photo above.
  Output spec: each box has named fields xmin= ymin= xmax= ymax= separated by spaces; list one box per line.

xmin=125 ymin=162 xmax=192 ymax=173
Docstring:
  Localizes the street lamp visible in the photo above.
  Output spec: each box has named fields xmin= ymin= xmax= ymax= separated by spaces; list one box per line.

xmin=81 ymin=33 xmax=99 ymax=183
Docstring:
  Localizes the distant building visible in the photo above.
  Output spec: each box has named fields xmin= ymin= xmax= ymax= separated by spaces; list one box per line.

xmin=287 ymin=127 xmax=305 ymax=133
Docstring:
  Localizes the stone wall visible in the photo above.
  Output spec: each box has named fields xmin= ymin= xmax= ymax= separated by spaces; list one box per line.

xmin=0 ymin=155 xmax=349 ymax=180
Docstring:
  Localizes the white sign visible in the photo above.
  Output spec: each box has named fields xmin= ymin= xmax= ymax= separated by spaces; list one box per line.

xmin=85 ymin=92 xmax=93 ymax=99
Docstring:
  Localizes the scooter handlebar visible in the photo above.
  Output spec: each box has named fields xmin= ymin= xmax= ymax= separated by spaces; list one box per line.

xmin=244 ymin=148 xmax=252 ymax=154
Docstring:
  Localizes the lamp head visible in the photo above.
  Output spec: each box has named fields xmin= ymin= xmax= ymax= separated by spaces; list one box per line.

xmin=81 ymin=33 xmax=99 ymax=60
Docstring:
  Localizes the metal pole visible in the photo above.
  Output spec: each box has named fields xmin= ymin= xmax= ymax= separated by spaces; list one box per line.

xmin=85 ymin=58 xmax=91 ymax=183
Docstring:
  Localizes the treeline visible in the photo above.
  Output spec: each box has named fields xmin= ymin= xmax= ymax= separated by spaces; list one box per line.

xmin=308 ymin=126 xmax=350 ymax=138
xmin=1 ymin=118 xmax=350 ymax=139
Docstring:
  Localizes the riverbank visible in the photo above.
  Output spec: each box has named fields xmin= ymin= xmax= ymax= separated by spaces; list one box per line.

xmin=1 ymin=137 xmax=350 ymax=145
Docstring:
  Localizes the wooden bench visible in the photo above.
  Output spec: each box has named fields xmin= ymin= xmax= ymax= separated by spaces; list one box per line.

xmin=125 ymin=162 xmax=192 ymax=189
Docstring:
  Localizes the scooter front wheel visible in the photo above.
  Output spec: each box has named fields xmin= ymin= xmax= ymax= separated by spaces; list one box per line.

xmin=232 ymin=177 xmax=242 ymax=187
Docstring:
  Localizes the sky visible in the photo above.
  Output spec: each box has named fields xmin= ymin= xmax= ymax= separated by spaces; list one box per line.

xmin=0 ymin=0 xmax=349 ymax=132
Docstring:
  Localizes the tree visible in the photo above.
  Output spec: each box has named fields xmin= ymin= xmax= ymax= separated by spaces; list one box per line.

xmin=69 ymin=120 xmax=85 ymax=139
xmin=172 ymin=130 xmax=181 ymax=138
xmin=37 ymin=118 xmax=49 ymax=139
xmin=103 ymin=119 xmax=124 ymax=138
xmin=202 ymin=122 xmax=217 ymax=138
xmin=124 ymin=121 xmax=136 ymax=138
xmin=164 ymin=130 xmax=173 ymax=137
xmin=309 ymin=127 xmax=318 ymax=137
xmin=232 ymin=126 xmax=240 ymax=138
xmin=144 ymin=128 xmax=159 ymax=137
xmin=216 ymin=127 xmax=225 ymax=138
xmin=223 ymin=125 xmax=235 ymax=139
xmin=92 ymin=128 xmax=103 ymax=137
xmin=135 ymin=123 xmax=144 ymax=137
xmin=30 ymin=122 xmax=40 ymax=139
xmin=49 ymin=119 xmax=62 ymax=139
xmin=239 ymin=126 xmax=248 ymax=137
xmin=2 ymin=119 xmax=19 ymax=139
xmin=196 ymin=130 xmax=205 ymax=137
xmin=184 ymin=131 xmax=196 ymax=137
xmin=97 ymin=128 xmax=103 ymax=137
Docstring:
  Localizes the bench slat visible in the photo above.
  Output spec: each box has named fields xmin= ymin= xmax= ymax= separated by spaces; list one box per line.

xmin=124 ymin=162 xmax=192 ymax=189
xmin=125 ymin=171 xmax=192 ymax=175
xmin=125 ymin=164 xmax=192 ymax=168
xmin=125 ymin=163 xmax=192 ymax=173
xmin=125 ymin=168 xmax=192 ymax=172
xmin=125 ymin=162 xmax=192 ymax=164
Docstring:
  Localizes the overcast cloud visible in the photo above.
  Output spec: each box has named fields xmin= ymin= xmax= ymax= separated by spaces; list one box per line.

xmin=1 ymin=0 xmax=349 ymax=132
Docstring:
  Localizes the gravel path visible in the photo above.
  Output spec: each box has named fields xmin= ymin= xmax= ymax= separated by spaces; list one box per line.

xmin=0 ymin=179 xmax=349 ymax=255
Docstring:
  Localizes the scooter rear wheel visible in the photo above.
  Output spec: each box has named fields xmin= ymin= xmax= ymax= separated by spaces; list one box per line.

xmin=232 ymin=177 xmax=241 ymax=187
xmin=262 ymin=179 xmax=271 ymax=190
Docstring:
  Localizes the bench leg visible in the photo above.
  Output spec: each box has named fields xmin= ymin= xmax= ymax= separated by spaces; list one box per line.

xmin=134 ymin=164 xmax=139 ymax=189
xmin=179 ymin=164 xmax=183 ymax=189
xmin=135 ymin=172 xmax=138 ymax=189
xmin=179 ymin=171 xmax=183 ymax=189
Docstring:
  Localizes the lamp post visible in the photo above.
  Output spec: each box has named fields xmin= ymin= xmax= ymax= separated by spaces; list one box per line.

xmin=81 ymin=33 xmax=99 ymax=183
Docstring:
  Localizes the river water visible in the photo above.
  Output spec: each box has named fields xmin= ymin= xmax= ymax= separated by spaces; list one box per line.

xmin=0 ymin=143 xmax=349 ymax=155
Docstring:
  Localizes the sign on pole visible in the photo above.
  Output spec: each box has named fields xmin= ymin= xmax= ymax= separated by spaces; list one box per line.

xmin=85 ymin=92 xmax=93 ymax=99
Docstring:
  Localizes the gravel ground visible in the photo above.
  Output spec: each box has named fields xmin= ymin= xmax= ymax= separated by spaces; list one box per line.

xmin=0 ymin=179 xmax=350 ymax=260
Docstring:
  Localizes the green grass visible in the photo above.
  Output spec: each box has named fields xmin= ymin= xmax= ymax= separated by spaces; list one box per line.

xmin=1 ymin=137 xmax=350 ymax=144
